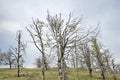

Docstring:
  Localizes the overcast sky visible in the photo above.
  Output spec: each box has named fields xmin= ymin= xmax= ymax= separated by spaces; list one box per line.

xmin=0 ymin=0 xmax=120 ymax=68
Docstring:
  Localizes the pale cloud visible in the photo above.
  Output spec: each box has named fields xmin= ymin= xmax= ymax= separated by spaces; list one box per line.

xmin=0 ymin=21 xmax=21 ymax=33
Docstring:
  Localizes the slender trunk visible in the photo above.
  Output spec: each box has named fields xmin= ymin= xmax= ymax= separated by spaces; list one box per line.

xmin=102 ymin=74 xmax=105 ymax=80
xmin=58 ymin=59 xmax=62 ymax=80
xmin=41 ymin=67 xmax=45 ymax=80
xmin=89 ymin=68 xmax=92 ymax=77
xmin=41 ymin=54 xmax=45 ymax=80
xmin=17 ymin=32 xmax=21 ymax=77
xmin=62 ymin=58 xmax=68 ymax=80
xmin=10 ymin=62 xmax=12 ymax=69
xmin=101 ymin=71 xmax=105 ymax=80
xmin=44 ymin=57 xmax=48 ymax=71
xmin=17 ymin=51 xmax=20 ymax=77
xmin=17 ymin=58 xmax=20 ymax=77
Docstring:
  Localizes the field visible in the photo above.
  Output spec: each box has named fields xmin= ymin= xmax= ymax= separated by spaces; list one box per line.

xmin=0 ymin=68 xmax=120 ymax=80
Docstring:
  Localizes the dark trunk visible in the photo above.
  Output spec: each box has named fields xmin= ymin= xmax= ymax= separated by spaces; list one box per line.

xmin=101 ymin=72 xmax=105 ymax=80
xmin=17 ymin=55 xmax=20 ymax=77
xmin=17 ymin=32 xmax=21 ymax=77
xmin=62 ymin=58 xmax=68 ymax=80
xmin=10 ymin=62 xmax=12 ymax=69
xmin=41 ymin=68 xmax=45 ymax=80
xmin=89 ymin=68 xmax=92 ymax=77
xmin=58 ymin=59 xmax=62 ymax=80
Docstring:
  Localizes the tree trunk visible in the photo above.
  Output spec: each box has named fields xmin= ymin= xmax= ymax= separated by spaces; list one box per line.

xmin=41 ymin=68 xmax=45 ymax=80
xmin=41 ymin=54 xmax=45 ymax=80
xmin=89 ymin=68 xmax=92 ymax=77
xmin=17 ymin=56 xmax=20 ymax=77
xmin=17 ymin=31 xmax=21 ymax=77
xmin=58 ymin=59 xmax=62 ymax=80
xmin=10 ymin=62 xmax=12 ymax=69
xmin=62 ymin=58 xmax=68 ymax=80
xmin=101 ymin=72 xmax=105 ymax=80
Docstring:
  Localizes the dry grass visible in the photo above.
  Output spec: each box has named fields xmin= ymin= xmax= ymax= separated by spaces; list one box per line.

xmin=0 ymin=68 xmax=120 ymax=80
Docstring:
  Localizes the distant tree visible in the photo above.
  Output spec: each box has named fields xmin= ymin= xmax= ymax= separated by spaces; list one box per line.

xmin=70 ymin=52 xmax=76 ymax=68
xmin=111 ymin=58 xmax=116 ymax=74
xmin=35 ymin=56 xmax=51 ymax=69
xmin=81 ymin=43 xmax=93 ymax=77
xmin=103 ymin=49 xmax=112 ymax=73
xmin=91 ymin=38 xmax=107 ymax=80
xmin=0 ymin=50 xmax=4 ymax=64
xmin=3 ymin=49 xmax=16 ymax=69
xmin=114 ymin=63 xmax=120 ymax=74
xmin=35 ymin=57 xmax=42 ymax=68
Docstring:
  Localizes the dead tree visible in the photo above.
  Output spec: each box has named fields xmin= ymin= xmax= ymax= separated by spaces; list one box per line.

xmin=103 ymin=49 xmax=112 ymax=73
xmin=12 ymin=30 xmax=25 ymax=77
xmin=27 ymin=19 xmax=47 ymax=80
xmin=47 ymin=13 xmax=81 ymax=80
xmin=91 ymin=38 xmax=106 ymax=80
xmin=81 ymin=43 xmax=93 ymax=77
xmin=35 ymin=57 xmax=42 ymax=68
xmin=26 ymin=12 xmax=98 ymax=80
xmin=0 ymin=50 xmax=5 ymax=64
xmin=111 ymin=58 xmax=116 ymax=74
xmin=47 ymin=12 xmax=97 ymax=80
xmin=3 ymin=49 xmax=16 ymax=69
xmin=74 ymin=36 xmax=80 ymax=80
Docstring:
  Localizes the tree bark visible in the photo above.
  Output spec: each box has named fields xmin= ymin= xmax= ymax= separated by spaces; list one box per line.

xmin=89 ymin=68 xmax=92 ymax=77
xmin=17 ymin=31 xmax=21 ymax=77
xmin=41 ymin=53 xmax=45 ymax=80
xmin=101 ymin=72 xmax=105 ymax=80
xmin=58 ymin=58 xmax=62 ymax=80
xmin=62 ymin=58 xmax=68 ymax=80
xmin=10 ymin=62 xmax=12 ymax=69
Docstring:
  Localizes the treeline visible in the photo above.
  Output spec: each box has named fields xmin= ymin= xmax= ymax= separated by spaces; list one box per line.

xmin=0 ymin=12 xmax=120 ymax=80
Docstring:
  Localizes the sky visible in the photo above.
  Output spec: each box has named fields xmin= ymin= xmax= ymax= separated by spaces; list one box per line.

xmin=0 ymin=0 xmax=120 ymax=68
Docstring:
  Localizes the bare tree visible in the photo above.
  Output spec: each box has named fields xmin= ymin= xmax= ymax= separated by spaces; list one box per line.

xmin=12 ymin=30 xmax=25 ymax=77
xmin=27 ymin=19 xmax=47 ymax=80
xmin=35 ymin=57 xmax=42 ymax=68
xmin=81 ymin=43 xmax=93 ymax=77
xmin=74 ymin=37 xmax=80 ymax=80
xmin=47 ymin=13 xmax=80 ymax=80
xmin=91 ymin=38 xmax=106 ymax=80
xmin=26 ymin=12 xmax=98 ymax=80
xmin=103 ymin=49 xmax=112 ymax=73
xmin=0 ymin=50 xmax=5 ymax=64
xmin=3 ymin=49 xmax=16 ymax=69
xmin=70 ymin=52 xmax=76 ymax=68
xmin=111 ymin=58 xmax=116 ymax=74
xmin=47 ymin=12 xmax=97 ymax=80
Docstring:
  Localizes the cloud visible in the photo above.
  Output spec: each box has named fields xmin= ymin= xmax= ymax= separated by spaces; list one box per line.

xmin=0 ymin=21 xmax=21 ymax=33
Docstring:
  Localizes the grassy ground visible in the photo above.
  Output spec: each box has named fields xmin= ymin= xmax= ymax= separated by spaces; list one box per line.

xmin=0 ymin=68 xmax=120 ymax=80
